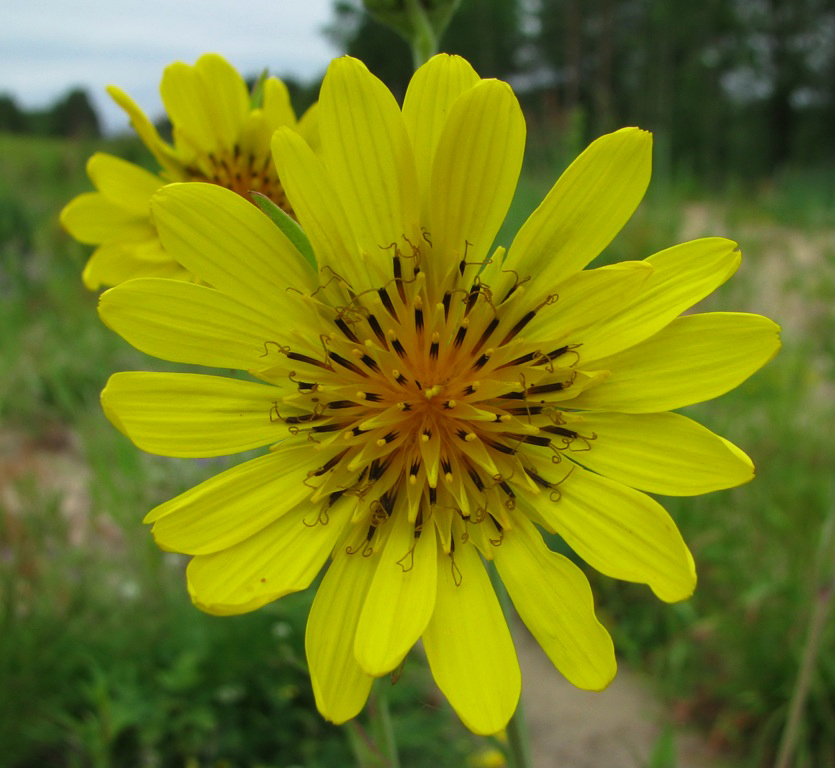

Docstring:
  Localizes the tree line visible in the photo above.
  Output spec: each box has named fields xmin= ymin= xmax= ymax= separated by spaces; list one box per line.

xmin=0 ymin=89 xmax=100 ymax=139
xmin=330 ymin=0 xmax=835 ymax=180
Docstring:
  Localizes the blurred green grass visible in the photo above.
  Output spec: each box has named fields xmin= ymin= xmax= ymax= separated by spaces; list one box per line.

xmin=1 ymin=129 xmax=833 ymax=766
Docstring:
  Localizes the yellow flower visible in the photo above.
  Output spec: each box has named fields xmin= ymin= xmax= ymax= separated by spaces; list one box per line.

xmin=61 ymin=53 xmax=317 ymax=289
xmin=98 ymin=55 xmax=780 ymax=735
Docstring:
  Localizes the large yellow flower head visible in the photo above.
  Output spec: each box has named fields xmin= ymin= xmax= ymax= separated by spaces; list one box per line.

xmin=99 ymin=55 xmax=780 ymax=735
xmin=61 ymin=53 xmax=317 ymax=289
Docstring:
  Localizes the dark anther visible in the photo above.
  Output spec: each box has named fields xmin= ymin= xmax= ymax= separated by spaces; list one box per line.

xmin=429 ymin=486 xmax=437 ymax=505
xmin=410 ymin=459 xmax=420 ymax=477
xmin=498 ymin=480 xmax=515 ymax=499
xmin=381 ymin=431 xmax=398 ymax=444
xmin=527 ymin=381 xmax=568 ymax=395
xmin=334 ymin=317 xmax=360 ymax=343
xmin=453 ymin=324 xmax=468 ymax=347
xmin=429 ymin=339 xmax=439 ymax=360
xmin=500 ymin=310 xmax=536 ymax=345
xmin=314 ymin=452 xmax=346 ymax=476
xmin=380 ymin=491 xmax=396 ymax=516
xmin=378 ymin=287 xmax=398 ymax=320
xmin=514 ymin=434 xmax=553 ymax=447
xmin=414 ymin=306 xmax=424 ymax=333
xmin=395 ymin=371 xmax=408 ymax=385
xmin=462 ymin=385 xmax=478 ymax=396
xmin=312 ymin=423 xmax=343 ymax=433
xmin=489 ymin=513 xmax=504 ymax=533
xmin=422 ymin=428 xmax=432 ymax=440
xmin=360 ymin=354 xmax=381 ymax=373
xmin=287 ymin=351 xmax=332 ymax=370
xmin=442 ymin=291 xmax=452 ymax=320
xmin=297 ymin=381 xmax=317 ymax=391
xmin=472 ymin=352 xmax=490 ymax=371
xmin=367 ymin=314 xmax=388 ymax=348
xmin=542 ymin=425 xmax=578 ymax=439
xmin=369 ymin=457 xmax=390 ymax=481
xmin=392 ymin=338 xmax=406 ymax=358
xmin=284 ymin=413 xmax=320 ymax=424
xmin=467 ymin=468 xmax=485 ymax=492
xmin=442 ymin=401 xmax=455 ymax=409
xmin=441 ymin=458 xmax=452 ymax=475
xmin=459 ymin=259 xmax=468 ymax=276
xmin=464 ymin=282 xmax=480 ymax=315
xmin=363 ymin=392 xmax=383 ymax=403
xmin=472 ymin=317 xmax=499 ymax=355
xmin=327 ymin=489 xmax=346 ymax=507
xmin=351 ymin=426 xmax=369 ymax=437
xmin=499 ymin=390 xmax=526 ymax=400
xmin=393 ymin=256 xmax=406 ymax=302
xmin=505 ymin=405 xmax=544 ymax=416
xmin=526 ymin=469 xmax=552 ymax=489
xmin=329 ymin=352 xmax=368 ymax=377
xmin=498 ymin=351 xmax=538 ymax=369
xmin=483 ymin=437 xmax=515 ymax=455
xmin=535 ymin=345 xmax=568 ymax=364
xmin=456 ymin=429 xmax=468 ymax=441
xmin=328 ymin=400 xmax=356 ymax=409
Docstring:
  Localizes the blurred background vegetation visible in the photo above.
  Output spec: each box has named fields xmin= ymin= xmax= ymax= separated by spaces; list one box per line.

xmin=1 ymin=0 xmax=834 ymax=766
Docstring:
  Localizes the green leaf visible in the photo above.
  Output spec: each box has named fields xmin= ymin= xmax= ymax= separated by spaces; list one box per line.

xmin=251 ymin=192 xmax=316 ymax=268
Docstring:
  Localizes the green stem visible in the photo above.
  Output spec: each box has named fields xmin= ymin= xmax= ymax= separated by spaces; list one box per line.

xmin=404 ymin=0 xmax=438 ymax=68
xmin=505 ymin=697 xmax=534 ymax=768
xmin=774 ymin=508 xmax=835 ymax=768
xmin=345 ymin=681 xmax=401 ymax=768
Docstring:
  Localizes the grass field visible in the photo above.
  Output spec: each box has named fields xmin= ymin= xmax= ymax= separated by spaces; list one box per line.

xmin=1 ymin=129 xmax=833 ymax=767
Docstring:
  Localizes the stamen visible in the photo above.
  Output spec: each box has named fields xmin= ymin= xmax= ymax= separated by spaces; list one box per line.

xmin=329 ymin=352 xmax=367 ymax=376
xmin=472 ymin=317 xmax=499 ymax=355
xmin=442 ymin=291 xmax=452 ymax=321
xmin=367 ymin=314 xmax=388 ymax=348
xmin=378 ymin=287 xmax=398 ymax=319
xmin=334 ymin=317 xmax=360 ymax=343
xmin=286 ymin=351 xmax=332 ymax=370
xmin=453 ymin=319 xmax=469 ymax=347
xmin=500 ymin=310 xmax=536 ymax=345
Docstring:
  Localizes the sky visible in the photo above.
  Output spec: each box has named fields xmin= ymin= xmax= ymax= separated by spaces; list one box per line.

xmin=1 ymin=0 xmax=340 ymax=132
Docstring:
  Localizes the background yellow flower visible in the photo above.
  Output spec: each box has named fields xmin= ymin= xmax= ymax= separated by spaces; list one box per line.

xmin=60 ymin=53 xmax=318 ymax=289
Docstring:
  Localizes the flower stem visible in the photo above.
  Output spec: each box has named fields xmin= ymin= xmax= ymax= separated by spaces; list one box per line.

xmin=774 ymin=504 xmax=835 ymax=768
xmin=346 ymin=681 xmax=401 ymax=768
xmin=505 ymin=697 xmax=534 ymax=768
xmin=404 ymin=0 xmax=438 ymax=68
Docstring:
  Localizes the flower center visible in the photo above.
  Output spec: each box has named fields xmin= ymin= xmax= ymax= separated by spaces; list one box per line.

xmin=185 ymin=144 xmax=294 ymax=216
xmin=264 ymin=242 xmax=596 ymax=552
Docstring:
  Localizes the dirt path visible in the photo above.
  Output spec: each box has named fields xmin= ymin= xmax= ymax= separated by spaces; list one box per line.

xmin=516 ymin=624 xmax=729 ymax=768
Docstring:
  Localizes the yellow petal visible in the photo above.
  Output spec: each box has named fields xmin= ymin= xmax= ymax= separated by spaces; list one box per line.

xmin=579 ymin=238 xmax=742 ymax=362
xmin=498 ymin=128 xmax=652 ymax=306
xmin=402 ymin=54 xmax=480 ymax=214
xmin=531 ymin=465 xmax=696 ymax=602
xmin=429 ymin=79 xmax=525 ymax=281
xmin=150 ymin=182 xmax=317 ymax=311
xmin=493 ymin=513 xmax=616 ymax=690
xmin=160 ymin=53 xmax=249 ymax=155
xmin=262 ymin=76 xmax=297 ymax=129
xmin=85 ymin=152 xmax=163 ymax=215
xmin=319 ymin=56 xmax=419 ymax=278
xmin=423 ymin=538 xmax=521 ymax=734
xmin=187 ymin=499 xmax=352 ymax=616
xmin=61 ymin=192 xmax=153 ymax=244
xmin=570 ymin=312 xmax=782 ymax=412
xmin=569 ymin=411 xmax=754 ymax=495
xmin=149 ymin=446 xmax=324 ymax=554
xmin=307 ymin=547 xmax=376 ymax=723
xmin=354 ymin=508 xmax=438 ymax=675
xmin=107 ymin=85 xmax=182 ymax=175
xmin=521 ymin=261 xmax=653 ymax=342
xmin=101 ymin=371 xmax=282 ymax=457
xmin=272 ymin=128 xmax=375 ymax=292
xmin=82 ymin=241 xmax=186 ymax=290
xmin=99 ymin=278 xmax=289 ymax=369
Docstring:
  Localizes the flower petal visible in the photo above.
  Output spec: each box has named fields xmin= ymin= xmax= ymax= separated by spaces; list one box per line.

xmin=147 ymin=446 xmax=329 ymax=555
xmin=86 ymin=152 xmax=162 ymax=214
xmin=423 ymin=538 xmax=521 ymax=734
xmin=101 ymin=372 xmax=281 ymax=457
xmin=402 ymin=54 xmax=480 ymax=214
xmin=493 ymin=513 xmax=616 ymax=690
xmin=107 ymin=85 xmax=181 ymax=174
xmin=272 ymin=128 xmax=373 ymax=291
xmin=579 ymin=237 xmax=742 ymax=362
xmin=160 ymin=54 xmax=249 ymax=154
xmin=570 ymin=312 xmax=782 ymax=412
xmin=307 ymin=547 xmax=376 ymax=723
xmin=521 ymin=261 xmax=653 ymax=342
xmin=531 ymin=466 xmax=696 ymax=602
xmin=99 ymin=278 xmax=292 ymax=370
xmin=319 ymin=56 xmax=419 ymax=277
xmin=82 ymin=242 xmax=186 ymax=290
xmin=61 ymin=192 xmax=153 ymax=244
xmin=570 ymin=411 xmax=754 ymax=495
xmin=354 ymin=507 xmax=438 ymax=675
xmin=429 ymin=79 xmax=525 ymax=275
xmin=187 ymin=498 xmax=352 ymax=616
xmin=498 ymin=128 xmax=652 ymax=305
xmin=150 ymin=182 xmax=317 ymax=310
